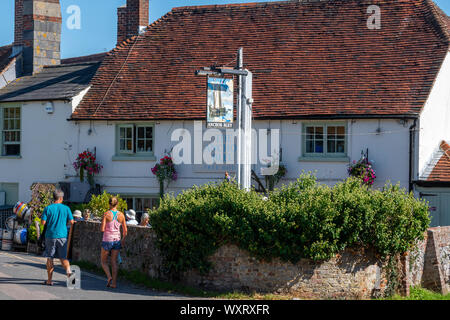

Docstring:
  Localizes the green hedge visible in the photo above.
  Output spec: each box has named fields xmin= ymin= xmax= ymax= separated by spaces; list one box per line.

xmin=149 ymin=174 xmax=430 ymax=275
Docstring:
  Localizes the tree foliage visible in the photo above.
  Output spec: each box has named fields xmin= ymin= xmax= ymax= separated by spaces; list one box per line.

xmin=87 ymin=191 xmax=128 ymax=217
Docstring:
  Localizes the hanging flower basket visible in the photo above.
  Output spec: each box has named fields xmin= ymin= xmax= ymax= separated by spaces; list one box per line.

xmin=151 ymin=156 xmax=177 ymax=198
xmin=73 ymin=151 xmax=103 ymax=186
xmin=348 ymin=157 xmax=376 ymax=186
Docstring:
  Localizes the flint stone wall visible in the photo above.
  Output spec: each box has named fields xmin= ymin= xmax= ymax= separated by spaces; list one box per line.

xmin=409 ymin=226 xmax=450 ymax=294
xmin=182 ymin=245 xmax=387 ymax=299
xmin=71 ymin=221 xmax=165 ymax=279
xmin=71 ymin=221 xmax=388 ymax=299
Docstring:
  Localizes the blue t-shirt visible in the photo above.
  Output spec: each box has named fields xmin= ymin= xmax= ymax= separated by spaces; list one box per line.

xmin=41 ymin=203 xmax=74 ymax=239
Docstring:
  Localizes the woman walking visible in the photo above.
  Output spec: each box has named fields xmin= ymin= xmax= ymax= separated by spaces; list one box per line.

xmin=100 ymin=197 xmax=127 ymax=288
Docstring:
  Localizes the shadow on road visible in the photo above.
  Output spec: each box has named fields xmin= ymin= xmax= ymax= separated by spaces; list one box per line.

xmin=5 ymin=259 xmax=184 ymax=298
xmin=0 ymin=277 xmax=66 ymax=287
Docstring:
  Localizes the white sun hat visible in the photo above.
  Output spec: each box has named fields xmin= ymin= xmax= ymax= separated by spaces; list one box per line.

xmin=73 ymin=210 xmax=82 ymax=218
xmin=126 ymin=209 xmax=136 ymax=220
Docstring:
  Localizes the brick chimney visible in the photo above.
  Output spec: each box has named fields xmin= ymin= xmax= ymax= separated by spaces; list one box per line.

xmin=20 ymin=0 xmax=62 ymax=75
xmin=14 ymin=0 xmax=24 ymax=47
xmin=117 ymin=0 xmax=149 ymax=45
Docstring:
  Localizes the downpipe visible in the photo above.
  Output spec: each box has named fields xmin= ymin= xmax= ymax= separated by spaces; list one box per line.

xmin=409 ymin=118 xmax=418 ymax=193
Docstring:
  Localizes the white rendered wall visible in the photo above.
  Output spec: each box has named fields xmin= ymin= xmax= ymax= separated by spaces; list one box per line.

xmin=275 ymin=119 xmax=411 ymax=189
xmin=0 ymin=99 xmax=78 ymax=201
xmin=71 ymin=118 xmax=411 ymax=199
xmin=418 ymin=51 xmax=450 ymax=178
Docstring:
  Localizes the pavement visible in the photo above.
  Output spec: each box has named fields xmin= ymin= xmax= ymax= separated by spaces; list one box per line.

xmin=0 ymin=250 xmax=194 ymax=300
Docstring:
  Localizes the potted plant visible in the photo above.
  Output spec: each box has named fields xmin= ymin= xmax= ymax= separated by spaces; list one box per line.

xmin=27 ymin=214 xmax=44 ymax=254
xmin=73 ymin=150 xmax=103 ymax=186
xmin=27 ymin=183 xmax=56 ymax=254
xmin=151 ymin=155 xmax=178 ymax=198
xmin=348 ymin=157 xmax=376 ymax=186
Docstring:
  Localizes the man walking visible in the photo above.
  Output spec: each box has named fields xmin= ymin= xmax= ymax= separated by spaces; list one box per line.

xmin=41 ymin=189 xmax=74 ymax=286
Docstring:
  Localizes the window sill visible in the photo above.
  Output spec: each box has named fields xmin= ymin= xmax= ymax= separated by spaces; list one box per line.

xmin=0 ymin=155 xmax=22 ymax=159
xmin=112 ymin=155 xmax=156 ymax=161
xmin=298 ymin=156 xmax=350 ymax=163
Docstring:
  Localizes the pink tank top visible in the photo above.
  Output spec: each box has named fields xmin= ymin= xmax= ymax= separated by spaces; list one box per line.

xmin=102 ymin=210 xmax=121 ymax=242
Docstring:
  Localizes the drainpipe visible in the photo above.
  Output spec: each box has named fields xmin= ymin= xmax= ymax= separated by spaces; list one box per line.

xmin=409 ymin=118 xmax=418 ymax=193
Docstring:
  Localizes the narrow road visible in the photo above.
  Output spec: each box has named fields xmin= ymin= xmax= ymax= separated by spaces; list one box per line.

xmin=0 ymin=250 xmax=193 ymax=300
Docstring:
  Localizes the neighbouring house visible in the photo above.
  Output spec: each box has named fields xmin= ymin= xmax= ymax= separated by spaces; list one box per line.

xmin=0 ymin=61 xmax=103 ymax=205
xmin=416 ymin=141 xmax=450 ymax=226
xmin=0 ymin=0 xmax=144 ymax=208
xmin=1 ymin=0 xmax=450 ymax=225
xmin=0 ymin=0 xmax=108 ymax=206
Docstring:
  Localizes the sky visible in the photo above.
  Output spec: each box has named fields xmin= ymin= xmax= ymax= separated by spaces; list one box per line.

xmin=0 ymin=0 xmax=449 ymax=59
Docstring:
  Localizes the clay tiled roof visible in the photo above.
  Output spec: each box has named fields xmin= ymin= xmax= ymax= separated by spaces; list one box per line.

xmin=427 ymin=141 xmax=450 ymax=182
xmin=71 ymin=0 xmax=450 ymax=121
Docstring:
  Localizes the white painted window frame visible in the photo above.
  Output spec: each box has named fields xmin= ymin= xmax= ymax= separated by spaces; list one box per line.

xmin=302 ymin=122 xmax=348 ymax=158
xmin=0 ymin=105 xmax=21 ymax=157
xmin=118 ymin=124 xmax=135 ymax=154
xmin=135 ymin=124 xmax=154 ymax=154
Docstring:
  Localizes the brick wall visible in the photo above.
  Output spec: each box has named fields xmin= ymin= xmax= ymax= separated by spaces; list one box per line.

xmin=117 ymin=6 xmax=128 ymax=45
xmin=126 ymin=0 xmax=149 ymax=37
xmin=409 ymin=226 xmax=450 ymax=294
xmin=72 ymin=221 xmax=389 ymax=299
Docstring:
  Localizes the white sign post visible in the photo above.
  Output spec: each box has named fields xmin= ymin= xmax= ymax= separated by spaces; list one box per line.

xmin=241 ymin=70 xmax=253 ymax=191
xmin=196 ymin=47 xmax=253 ymax=190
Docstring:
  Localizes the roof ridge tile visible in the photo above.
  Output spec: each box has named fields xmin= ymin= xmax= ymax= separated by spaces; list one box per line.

xmin=425 ymin=0 xmax=450 ymax=46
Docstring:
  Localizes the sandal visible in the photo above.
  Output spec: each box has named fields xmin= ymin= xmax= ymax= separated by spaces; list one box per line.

xmin=43 ymin=281 xmax=53 ymax=286
xmin=106 ymin=278 xmax=112 ymax=287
